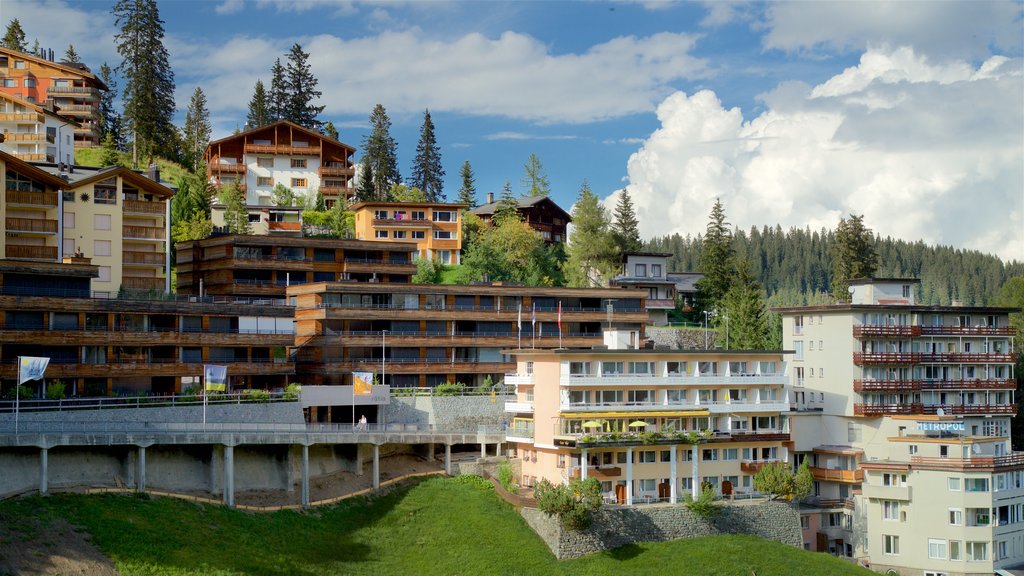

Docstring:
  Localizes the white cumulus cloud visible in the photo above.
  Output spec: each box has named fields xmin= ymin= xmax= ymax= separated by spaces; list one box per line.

xmin=616 ymin=46 xmax=1024 ymax=261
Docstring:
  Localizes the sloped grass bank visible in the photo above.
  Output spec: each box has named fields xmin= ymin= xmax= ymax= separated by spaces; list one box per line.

xmin=0 ymin=476 xmax=870 ymax=576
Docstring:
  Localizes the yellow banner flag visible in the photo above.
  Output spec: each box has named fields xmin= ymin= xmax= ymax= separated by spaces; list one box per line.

xmin=353 ymin=372 xmax=373 ymax=396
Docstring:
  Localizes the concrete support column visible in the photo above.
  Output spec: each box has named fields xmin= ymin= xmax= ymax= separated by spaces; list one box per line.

xmin=372 ymin=444 xmax=380 ymax=491
xmin=137 ymin=446 xmax=147 ymax=494
xmin=301 ymin=444 xmax=310 ymax=509
xmin=625 ymin=447 xmax=633 ymax=506
xmin=355 ymin=445 xmax=364 ymax=476
xmin=580 ymin=448 xmax=589 ymax=481
xmin=427 ymin=443 xmax=435 ymax=461
xmin=669 ymin=444 xmax=677 ymax=504
xmin=480 ymin=442 xmax=486 ymax=458
xmin=445 ymin=444 xmax=452 ymax=475
xmin=39 ymin=447 xmax=48 ymax=495
xmin=223 ymin=445 xmax=235 ymax=508
xmin=691 ymin=444 xmax=700 ymax=499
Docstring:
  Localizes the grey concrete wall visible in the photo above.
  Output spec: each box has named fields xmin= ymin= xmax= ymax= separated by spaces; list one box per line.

xmin=0 ymin=401 xmax=305 ymax=426
xmin=384 ymin=394 xmax=513 ymax=431
xmin=646 ymin=327 xmax=717 ymax=350
xmin=0 ymin=448 xmax=43 ymax=497
xmin=521 ymin=501 xmax=802 ymax=560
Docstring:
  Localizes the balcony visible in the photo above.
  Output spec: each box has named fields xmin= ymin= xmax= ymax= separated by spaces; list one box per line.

xmin=862 ymin=483 xmax=911 ymax=501
xmin=505 ymin=401 xmax=534 ymax=413
xmin=854 ymin=379 xmax=1018 ymax=392
xmin=268 ymin=221 xmax=302 ymax=232
xmin=740 ymin=460 xmax=778 ymax=473
xmin=6 ymin=217 xmax=57 ymax=234
xmin=854 ymin=403 xmax=1017 ymax=416
xmin=210 ymin=162 xmax=246 ymax=174
xmin=318 ymin=165 xmax=352 ymax=177
xmin=505 ymin=373 xmax=535 ymax=386
xmin=562 ymin=373 xmax=789 ymax=386
xmin=123 ymin=251 xmax=165 ymax=266
xmin=123 ymin=225 xmax=166 ymax=240
xmin=854 ymin=352 xmax=1016 ymax=365
xmin=5 ymin=245 xmax=57 ymax=260
xmin=853 ymin=325 xmax=921 ymax=338
xmin=6 ymin=190 xmax=57 ymax=207
xmin=372 ymin=218 xmax=432 ymax=228
xmin=5 ymin=133 xmax=48 ymax=143
xmin=910 ymin=452 xmax=1024 ymax=471
xmin=921 ymin=325 xmax=1015 ymax=337
xmin=124 ymin=199 xmax=166 ymax=215
xmin=319 ymin=186 xmax=348 ymax=196
xmin=646 ymin=299 xmax=676 ymax=309
xmin=572 ymin=466 xmax=623 ymax=480
xmin=121 ymin=277 xmax=164 ymax=291
xmin=244 ymin=143 xmax=321 ymax=156
xmin=809 ymin=467 xmax=864 ymax=483
xmin=46 ymin=85 xmax=99 ymax=97
xmin=0 ymin=113 xmax=42 ymax=122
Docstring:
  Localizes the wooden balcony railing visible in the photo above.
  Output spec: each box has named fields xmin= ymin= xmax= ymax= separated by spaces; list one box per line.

xmin=46 ymin=85 xmax=99 ymax=96
xmin=853 ymin=325 xmax=921 ymax=338
xmin=854 ymin=403 xmax=924 ymax=416
xmin=5 ymin=245 xmax=57 ymax=260
xmin=123 ymin=251 xmax=165 ymax=265
xmin=121 ymin=277 xmax=165 ymax=290
xmin=318 ymin=165 xmax=352 ymax=177
xmin=5 ymin=133 xmax=46 ymax=142
xmin=921 ymin=326 xmax=1016 ymax=336
xmin=6 ymin=217 xmax=57 ymax=234
xmin=0 ymin=113 xmax=42 ymax=122
xmin=319 ymin=186 xmax=348 ymax=196
xmin=244 ymin=144 xmax=321 ymax=156
xmin=123 ymin=225 xmax=166 ymax=240
xmin=124 ymin=199 xmax=166 ymax=215
xmin=854 ymin=352 xmax=1016 ymax=365
xmin=854 ymin=379 xmax=922 ymax=392
xmin=910 ymin=452 xmax=1024 ymax=471
xmin=12 ymin=153 xmax=50 ymax=162
xmin=855 ymin=379 xmax=1018 ymax=392
xmin=6 ymin=190 xmax=57 ymax=207
xmin=269 ymin=221 xmax=302 ymax=231
xmin=210 ymin=162 xmax=246 ymax=174
xmin=855 ymin=403 xmax=1017 ymax=416
xmin=809 ymin=467 xmax=864 ymax=483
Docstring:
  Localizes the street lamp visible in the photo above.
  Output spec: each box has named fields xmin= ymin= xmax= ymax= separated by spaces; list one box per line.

xmin=703 ymin=310 xmax=712 ymax=350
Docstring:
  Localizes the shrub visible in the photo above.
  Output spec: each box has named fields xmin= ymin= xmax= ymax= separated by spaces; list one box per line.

xmin=433 ymin=381 xmax=465 ymax=396
xmin=754 ymin=461 xmax=813 ymax=501
xmin=638 ymin=430 xmax=662 ymax=444
xmin=534 ymin=477 xmax=602 ymax=531
xmin=45 ymin=381 xmax=67 ymax=400
xmin=451 ymin=475 xmax=493 ymax=490
xmin=283 ymin=383 xmax=301 ymax=401
xmin=497 ymin=461 xmax=518 ymax=494
xmin=2 ymin=384 xmax=33 ymax=400
xmin=683 ymin=485 xmax=722 ymax=520
xmin=242 ymin=388 xmax=271 ymax=402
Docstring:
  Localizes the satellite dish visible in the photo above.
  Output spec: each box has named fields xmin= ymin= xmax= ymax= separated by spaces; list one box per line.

xmin=936 ymin=408 xmax=945 ymax=416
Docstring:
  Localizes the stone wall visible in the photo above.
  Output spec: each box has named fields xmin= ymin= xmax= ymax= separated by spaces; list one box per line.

xmin=646 ymin=327 xmax=717 ymax=350
xmin=384 ymin=394 xmax=514 ymax=431
xmin=0 ymin=401 xmax=305 ymax=426
xmin=521 ymin=501 xmax=802 ymax=560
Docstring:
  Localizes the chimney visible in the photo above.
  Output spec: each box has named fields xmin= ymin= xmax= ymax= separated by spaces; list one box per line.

xmin=146 ymin=163 xmax=160 ymax=183
xmin=486 ymin=192 xmax=494 ymax=204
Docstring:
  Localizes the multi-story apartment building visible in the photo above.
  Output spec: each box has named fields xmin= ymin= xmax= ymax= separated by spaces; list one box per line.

xmin=0 ymin=92 xmax=77 ymax=164
xmin=0 ymin=47 xmax=107 ymax=147
xmin=205 ymin=120 xmax=356 ymax=234
xmin=611 ymin=252 xmax=677 ymax=325
xmin=175 ymin=235 xmax=418 ymax=300
xmin=350 ymin=201 xmax=465 ymax=264
xmin=287 ymin=283 xmax=650 ymax=390
xmin=504 ymin=335 xmax=791 ymax=504
xmin=470 ymin=193 xmax=570 ymax=244
xmin=0 ymin=258 xmax=295 ymax=396
xmin=0 ymin=151 xmax=173 ymax=295
xmin=777 ymin=278 xmax=1022 ymax=574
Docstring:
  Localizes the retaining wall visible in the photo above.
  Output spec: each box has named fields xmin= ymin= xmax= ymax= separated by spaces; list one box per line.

xmin=384 ymin=394 xmax=513 ymax=430
xmin=0 ymin=401 xmax=305 ymax=425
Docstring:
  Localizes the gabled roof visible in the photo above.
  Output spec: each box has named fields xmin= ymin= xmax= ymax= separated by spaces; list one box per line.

xmin=0 ymin=150 xmax=69 ymax=188
xmin=470 ymin=195 xmax=572 ymax=221
xmin=348 ymin=201 xmax=469 ymax=211
xmin=0 ymin=47 xmax=108 ymax=90
xmin=206 ymin=119 xmax=355 ymax=152
xmin=28 ymin=161 xmax=176 ymax=199
xmin=0 ymin=91 xmax=80 ymax=127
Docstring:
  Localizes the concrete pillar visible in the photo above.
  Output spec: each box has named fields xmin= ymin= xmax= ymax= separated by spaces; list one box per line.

xmin=39 ymin=447 xmax=48 ymax=495
xmin=301 ymin=444 xmax=310 ymax=509
xmin=669 ymin=444 xmax=677 ymax=504
xmin=355 ymin=445 xmax=364 ymax=476
xmin=224 ymin=445 xmax=235 ymax=508
xmin=691 ymin=444 xmax=700 ymax=499
xmin=625 ymin=447 xmax=633 ymax=506
xmin=580 ymin=448 xmax=589 ymax=481
xmin=372 ymin=444 xmax=380 ymax=491
xmin=480 ymin=442 xmax=486 ymax=458
xmin=445 ymin=444 xmax=452 ymax=475
xmin=137 ymin=446 xmax=147 ymax=494
xmin=427 ymin=443 xmax=435 ymax=461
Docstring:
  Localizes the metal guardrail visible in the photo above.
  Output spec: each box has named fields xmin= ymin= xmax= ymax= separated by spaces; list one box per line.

xmin=0 ymin=392 xmax=297 ymax=413
xmin=0 ymin=421 xmax=507 ymax=436
xmin=0 ymin=286 xmax=291 ymax=307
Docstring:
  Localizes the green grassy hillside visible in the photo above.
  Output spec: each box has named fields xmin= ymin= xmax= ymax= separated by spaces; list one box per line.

xmin=0 ymin=477 xmax=871 ymax=576
xmin=75 ymin=148 xmax=190 ymax=185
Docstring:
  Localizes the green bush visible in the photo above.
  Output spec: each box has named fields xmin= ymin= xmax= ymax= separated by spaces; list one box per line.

xmin=45 ymin=381 xmax=67 ymax=400
xmin=683 ymin=485 xmax=722 ymax=520
xmin=433 ymin=381 xmax=465 ymax=396
xmin=241 ymin=388 xmax=271 ymax=402
xmin=450 ymin=475 xmax=493 ymax=490
xmin=534 ymin=477 xmax=603 ymax=531
xmin=2 ymin=384 xmax=33 ymax=400
xmin=283 ymin=383 xmax=301 ymax=401
xmin=497 ymin=462 xmax=518 ymax=494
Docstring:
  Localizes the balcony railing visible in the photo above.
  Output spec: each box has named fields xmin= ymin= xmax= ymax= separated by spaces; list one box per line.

xmin=854 ymin=352 xmax=1016 ymax=364
xmin=853 ymin=325 xmax=921 ymax=338
xmin=504 ymin=401 xmax=534 ymax=413
xmin=121 ymin=277 xmax=165 ymax=290
xmin=0 ymin=113 xmax=42 ymax=122
xmin=46 ymin=85 xmax=99 ymax=96
xmin=921 ymin=326 xmax=1016 ymax=336
xmin=809 ymin=466 xmax=864 ymax=483
xmin=268 ymin=221 xmax=302 ymax=231
xmin=5 ymin=245 xmax=57 ymax=260
xmin=123 ymin=251 xmax=165 ymax=266
xmin=243 ymin=144 xmax=321 ymax=156
xmin=123 ymin=225 xmax=166 ymax=240
xmin=372 ymin=218 xmax=432 ymax=228
xmin=210 ymin=162 xmax=246 ymax=174
xmin=6 ymin=190 xmax=57 ymax=207
xmin=854 ymin=403 xmax=1017 ymax=416
xmin=910 ymin=452 xmax=1024 ymax=470
xmin=124 ymin=199 xmax=166 ymax=215
xmin=6 ymin=217 xmax=57 ymax=234
xmin=5 ymin=133 xmax=47 ymax=143
xmin=318 ymin=165 xmax=352 ymax=177
xmin=854 ymin=379 xmax=1017 ymax=392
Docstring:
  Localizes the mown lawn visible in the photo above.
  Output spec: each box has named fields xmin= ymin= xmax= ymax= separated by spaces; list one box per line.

xmin=0 ymin=476 xmax=871 ymax=576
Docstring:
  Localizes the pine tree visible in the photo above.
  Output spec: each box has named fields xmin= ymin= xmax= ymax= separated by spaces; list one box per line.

xmin=283 ymin=43 xmax=324 ymax=130
xmin=112 ymin=0 xmax=176 ymax=167
xmin=695 ymin=198 xmax=735 ymax=317
xmin=30 ymin=39 xmax=40 ymax=57
xmin=99 ymin=133 xmax=122 ymax=167
xmin=493 ymin=180 xmax=519 ymax=224
xmin=721 ymin=259 xmax=770 ymax=350
xmin=62 ymin=45 xmax=82 ymax=64
xmin=246 ymin=79 xmax=271 ymax=128
xmin=521 ymin=153 xmax=550 ymax=196
xmin=612 ymin=188 xmax=642 ymax=254
xmin=457 ymin=160 xmax=477 ymax=208
xmin=831 ymin=214 xmax=878 ymax=302
xmin=410 ymin=109 xmax=445 ymax=202
xmin=323 ymin=121 xmax=338 ymax=141
xmin=362 ymin=104 xmax=401 ymax=200
xmin=182 ymin=86 xmax=211 ymax=173
xmin=268 ymin=58 xmax=287 ymax=122
xmin=355 ymin=161 xmax=375 ymax=202
xmin=219 ymin=181 xmax=251 ymax=235
xmin=97 ymin=63 xmax=124 ymax=150
xmin=563 ymin=180 xmax=618 ymax=287
xmin=1 ymin=19 xmax=27 ymax=52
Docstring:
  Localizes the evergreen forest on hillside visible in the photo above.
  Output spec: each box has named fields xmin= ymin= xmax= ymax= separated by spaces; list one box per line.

xmin=647 ymin=226 xmax=1023 ymax=307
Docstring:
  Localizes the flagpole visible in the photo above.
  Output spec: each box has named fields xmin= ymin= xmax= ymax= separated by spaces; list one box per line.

xmin=202 ymin=370 xmax=207 ymax=429
xmin=14 ymin=356 xmax=19 ymax=435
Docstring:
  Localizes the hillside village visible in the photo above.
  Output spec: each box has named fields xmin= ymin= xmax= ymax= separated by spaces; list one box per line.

xmin=0 ymin=6 xmax=1023 ymax=576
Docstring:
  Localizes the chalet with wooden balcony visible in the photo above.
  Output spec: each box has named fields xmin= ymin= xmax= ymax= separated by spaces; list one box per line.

xmin=777 ymin=278 xmax=1024 ymax=570
xmin=286 ymin=283 xmax=649 ymax=389
xmin=0 ymin=92 xmax=77 ymax=164
xmin=505 ymin=342 xmax=790 ymax=505
xmin=175 ymin=235 xmax=418 ymax=300
xmin=350 ymin=201 xmax=466 ymax=264
xmin=470 ymin=193 xmax=570 ymax=244
xmin=205 ymin=121 xmax=356 ymax=235
xmin=0 ymin=47 xmax=107 ymax=147
xmin=611 ymin=252 xmax=677 ymax=325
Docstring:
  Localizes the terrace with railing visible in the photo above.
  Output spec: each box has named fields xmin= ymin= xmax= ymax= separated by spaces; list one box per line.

xmin=854 ymin=403 xmax=1017 ymax=416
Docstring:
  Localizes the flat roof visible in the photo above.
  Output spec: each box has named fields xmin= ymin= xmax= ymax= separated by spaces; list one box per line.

xmin=288 ymin=281 xmax=650 ymax=298
xmin=771 ymin=304 xmax=1020 ymax=314
xmin=175 ymin=234 xmax=418 ymax=252
xmin=349 ymin=201 xmax=468 ymax=210
xmin=848 ymin=277 xmax=922 ymax=285
xmin=504 ymin=348 xmax=791 ymax=356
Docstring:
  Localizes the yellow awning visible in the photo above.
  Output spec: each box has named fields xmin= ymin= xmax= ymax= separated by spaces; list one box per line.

xmin=561 ymin=410 xmax=710 ymax=418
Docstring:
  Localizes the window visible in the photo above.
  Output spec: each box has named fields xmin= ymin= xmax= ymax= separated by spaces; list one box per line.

xmin=393 ymin=231 xmax=406 ymax=239
xmin=666 ymin=389 xmax=686 ymax=404
xmin=94 ymin=185 xmax=117 ymax=205
xmin=411 ymin=231 xmax=425 ymax=239
xmin=883 ymin=500 xmax=900 ymax=521
xmin=256 ymin=157 xmax=273 ymax=168
xmin=638 ymin=451 xmax=656 ymax=463
xmin=800 ymin=516 xmax=809 ymax=529
xmin=433 ymin=211 xmax=455 ymax=222
xmin=375 ymin=230 xmax=388 ymax=239
xmin=635 ymin=263 xmax=647 ymax=277
xmin=948 ymin=477 xmax=961 ymax=491
xmin=966 ymin=541 xmax=987 ymax=561
xmin=23 ymin=77 xmax=35 ymax=87
xmin=884 ymin=535 xmax=899 ymax=555
xmin=882 ymin=473 xmax=905 ymax=487
xmin=965 ymin=478 xmax=989 ymax=492
xmin=651 ymin=264 xmax=662 ymax=277
xmin=438 ymin=250 xmax=452 ymax=265
xmin=13 ymin=60 xmax=25 ymax=69
xmin=257 ymin=176 xmax=273 ymax=186
xmin=1 ymin=78 xmax=14 ymax=87
xmin=908 ymin=445 xmax=918 ymax=455
xmin=97 ymin=266 xmax=111 ymax=282
xmin=433 ymin=230 xmax=453 ymax=240
xmin=94 ymin=240 xmax=111 ymax=257
xmin=722 ymin=448 xmax=737 ymax=461
xmin=94 ymin=214 xmax=111 ymax=230
xmin=793 ymin=341 xmax=804 ymax=360
xmin=411 ymin=211 xmax=426 ymax=220
xmin=702 ymin=449 xmax=718 ymax=461
xmin=290 ymin=159 xmax=306 ymax=168
xmin=928 ymin=539 xmax=947 ymax=560
xmin=291 ymin=178 xmax=307 ymax=188
xmin=902 ymin=285 xmax=911 ymax=298
xmin=248 ymin=213 xmax=261 ymax=223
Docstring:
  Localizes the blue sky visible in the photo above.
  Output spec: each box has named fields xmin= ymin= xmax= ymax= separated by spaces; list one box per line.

xmin=4 ymin=0 xmax=1022 ymax=260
